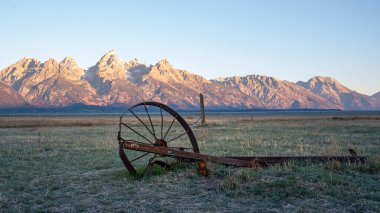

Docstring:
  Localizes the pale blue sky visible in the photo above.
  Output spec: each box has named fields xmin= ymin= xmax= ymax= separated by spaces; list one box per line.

xmin=0 ymin=0 xmax=379 ymax=95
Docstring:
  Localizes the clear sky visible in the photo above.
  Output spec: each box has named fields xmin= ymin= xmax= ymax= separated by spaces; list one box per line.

xmin=0 ymin=0 xmax=379 ymax=95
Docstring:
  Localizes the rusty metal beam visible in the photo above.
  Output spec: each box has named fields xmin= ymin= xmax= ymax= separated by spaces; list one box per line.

xmin=120 ymin=140 xmax=367 ymax=169
xmin=121 ymin=140 xmax=255 ymax=167
xmin=227 ymin=155 xmax=367 ymax=164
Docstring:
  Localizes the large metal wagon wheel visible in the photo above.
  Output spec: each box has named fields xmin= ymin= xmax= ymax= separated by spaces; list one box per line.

xmin=118 ymin=102 xmax=199 ymax=176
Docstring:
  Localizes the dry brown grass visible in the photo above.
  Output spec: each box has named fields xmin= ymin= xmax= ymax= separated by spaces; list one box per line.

xmin=1 ymin=112 xmax=379 ymax=212
xmin=0 ymin=116 xmax=119 ymax=128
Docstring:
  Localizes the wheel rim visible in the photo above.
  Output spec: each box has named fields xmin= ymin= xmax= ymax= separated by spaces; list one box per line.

xmin=118 ymin=102 xmax=199 ymax=176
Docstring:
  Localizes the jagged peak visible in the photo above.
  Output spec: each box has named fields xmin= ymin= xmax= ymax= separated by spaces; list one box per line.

xmin=300 ymin=76 xmax=352 ymax=94
xmin=61 ymin=56 xmax=75 ymax=63
xmin=58 ymin=57 xmax=84 ymax=81
xmin=98 ymin=49 xmax=122 ymax=66
xmin=102 ymin=49 xmax=117 ymax=58
xmin=18 ymin=57 xmax=40 ymax=64
xmin=59 ymin=57 xmax=83 ymax=70
xmin=308 ymin=76 xmax=338 ymax=83
xmin=90 ymin=49 xmax=127 ymax=80
xmin=213 ymin=76 xmax=226 ymax=81
xmin=306 ymin=76 xmax=342 ymax=88
xmin=156 ymin=59 xmax=172 ymax=69
xmin=157 ymin=59 xmax=170 ymax=64
xmin=245 ymin=74 xmax=280 ymax=81
xmin=126 ymin=58 xmax=141 ymax=66
xmin=60 ymin=57 xmax=78 ymax=66
xmin=217 ymin=74 xmax=280 ymax=82
xmin=104 ymin=49 xmax=116 ymax=56
xmin=45 ymin=58 xmax=58 ymax=63
xmin=7 ymin=57 xmax=40 ymax=70
xmin=43 ymin=58 xmax=58 ymax=67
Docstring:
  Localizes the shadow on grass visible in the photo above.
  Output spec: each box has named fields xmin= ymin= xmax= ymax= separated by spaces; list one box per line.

xmin=111 ymin=162 xmax=195 ymax=181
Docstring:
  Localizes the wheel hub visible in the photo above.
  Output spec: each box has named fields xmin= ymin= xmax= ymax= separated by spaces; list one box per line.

xmin=154 ymin=139 xmax=167 ymax=148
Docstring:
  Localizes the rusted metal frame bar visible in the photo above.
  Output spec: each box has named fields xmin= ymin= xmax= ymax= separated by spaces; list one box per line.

xmin=121 ymin=139 xmax=367 ymax=168
xmin=120 ymin=140 xmax=255 ymax=167
xmin=226 ymin=156 xmax=368 ymax=164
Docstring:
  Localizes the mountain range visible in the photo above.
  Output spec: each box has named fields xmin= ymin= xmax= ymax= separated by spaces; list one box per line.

xmin=1 ymin=50 xmax=379 ymax=110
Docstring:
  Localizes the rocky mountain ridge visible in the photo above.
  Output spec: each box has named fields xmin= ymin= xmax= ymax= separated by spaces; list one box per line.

xmin=211 ymin=75 xmax=339 ymax=109
xmin=296 ymin=77 xmax=378 ymax=110
xmin=0 ymin=81 xmax=28 ymax=107
xmin=0 ymin=50 xmax=379 ymax=110
xmin=372 ymin=92 xmax=380 ymax=106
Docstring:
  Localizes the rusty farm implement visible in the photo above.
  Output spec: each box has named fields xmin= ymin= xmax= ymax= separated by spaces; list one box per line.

xmin=118 ymin=102 xmax=367 ymax=176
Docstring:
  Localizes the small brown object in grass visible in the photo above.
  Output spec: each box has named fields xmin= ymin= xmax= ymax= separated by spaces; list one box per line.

xmin=197 ymin=161 xmax=208 ymax=177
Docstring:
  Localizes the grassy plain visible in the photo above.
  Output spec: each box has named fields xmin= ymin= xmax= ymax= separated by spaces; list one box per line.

xmin=1 ymin=112 xmax=380 ymax=212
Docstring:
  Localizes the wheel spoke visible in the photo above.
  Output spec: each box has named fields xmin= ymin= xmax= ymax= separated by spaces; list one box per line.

xmin=166 ymin=130 xmax=190 ymax=143
xmin=163 ymin=115 xmax=177 ymax=140
xmin=130 ymin=152 xmax=150 ymax=163
xmin=129 ymin=109 xmax=157 ymax=140
xmin=144 ymin=103 xmax=156 ymax=140
xmin=160 ymin=107 xmax=163 ymax=139
xmin=120 ymin=122 xmax=154 ymax=145
xmin=142 ymin=154 xmax=158 ymax=175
